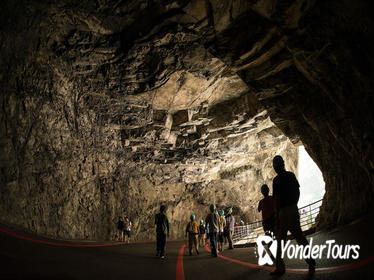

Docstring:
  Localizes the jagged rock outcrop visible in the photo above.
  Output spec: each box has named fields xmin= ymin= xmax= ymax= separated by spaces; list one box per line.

xmin=207 ymin=0 xmax=374 ymax=228
xmin=1 ymin=0 xmax=373 ymax=240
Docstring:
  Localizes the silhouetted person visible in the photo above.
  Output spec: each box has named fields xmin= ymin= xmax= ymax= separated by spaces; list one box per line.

xmin=155 ymin=205 xmax=169 ymax=259
xmin=257 ymin=184 xmax=275 ymax=236
xmin=271 ymin=155 xmax=316 ymax=276
xmin=117 ymin=216 xmax=124 ymax=242
xmin=205 ymin=204 xmax=219 ymax=257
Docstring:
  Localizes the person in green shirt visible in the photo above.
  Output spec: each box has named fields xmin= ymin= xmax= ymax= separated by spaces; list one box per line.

xmin=155 ymin=205 xmax=170 ymax=259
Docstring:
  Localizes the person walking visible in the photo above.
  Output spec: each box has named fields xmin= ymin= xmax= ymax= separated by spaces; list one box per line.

xmin=198 ymin=220 xmax=206 ymax=247
xmin=117 ymin=216 xmax=124 ymax=242
xmin=185 ymin=214 xmax=199 ymax=255
xmin=271 ymin=155 xmax=316 ymax=276
xmin=225 ymin=208 xmax=235 ymax=249
xmin=206 ymin=223 xmax=210 ymax=246
xmin=218 ymin=209 xmax=226 ymax=252
xmin=155 ymin=205 xmax=170 ymax=259
xmin=258 ymin=184 xmax=276 ymax=236
xmin=205 ymin=204 xmax=219 ymax=257
xmin=124 ymin=216 xmax=132 ymax=243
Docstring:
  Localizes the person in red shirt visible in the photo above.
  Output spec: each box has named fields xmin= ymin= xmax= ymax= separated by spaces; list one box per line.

xmin=257 ymin=184 xmax=275 ymax=236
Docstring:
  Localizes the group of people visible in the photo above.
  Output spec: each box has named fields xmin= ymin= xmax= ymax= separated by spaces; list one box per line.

xmin=184 ymin=206 xmax=235 ymax=257
xmin=119 ymin=155 xmax=316 ymax=276
xmin=257 ymin=155 xmax=316 ymax=275
xmin=116 ymin=216 xmax=132 ymax=243
xmin=152 ymin=204 xmax=236 ymax=259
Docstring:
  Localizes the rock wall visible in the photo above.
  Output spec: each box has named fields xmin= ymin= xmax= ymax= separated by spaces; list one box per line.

xmin=0 ymin=80 xmax=298 ymax=240
xmin=0 ymin=71 xmax=298 ymax=240
xmin=0 ymin=0 xmax=299 ymax=241
xmin=206 ymin=0 xmax=374 ymax=228
xmin=1 ymin=0 xmax=373 ymax=241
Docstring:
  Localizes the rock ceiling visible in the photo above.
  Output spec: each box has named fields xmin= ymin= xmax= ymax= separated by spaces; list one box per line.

xmin=7 ymin=0 xmax=298 ymax=168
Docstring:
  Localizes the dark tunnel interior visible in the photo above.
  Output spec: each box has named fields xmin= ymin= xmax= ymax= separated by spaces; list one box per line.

xmin=0 ymin=0 xmax=374 ymax=279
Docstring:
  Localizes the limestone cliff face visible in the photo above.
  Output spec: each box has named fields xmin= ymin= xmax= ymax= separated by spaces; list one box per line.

xmin=0 ymin=0 xmax=299 ymax=241
xmin=207 ymin=0 xmax=374 ymax=228
xmin=1 ymin=0 xmax=373 ymax=240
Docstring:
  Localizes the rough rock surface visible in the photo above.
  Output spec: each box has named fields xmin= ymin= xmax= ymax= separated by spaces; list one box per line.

xmin=1 ymin=0 xmax=373 ymax=240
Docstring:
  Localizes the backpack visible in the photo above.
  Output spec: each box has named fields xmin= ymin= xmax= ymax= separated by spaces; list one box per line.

xmin=199 ymin=224 xmax=206 ymax=234
xmin=219 ymin=216 xmax=225 ymax=231
xmin=188 ymin=221 xmax=199 ymax=233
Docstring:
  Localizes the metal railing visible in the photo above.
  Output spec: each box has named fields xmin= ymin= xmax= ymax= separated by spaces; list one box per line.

xmin=233 ymin=199 xmax=323 ymax=244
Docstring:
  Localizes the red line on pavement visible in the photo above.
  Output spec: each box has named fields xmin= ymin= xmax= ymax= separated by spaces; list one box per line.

xmin=0 ymin=226 xmax=124 ymax=247
xmin=204 ymin=244 xmax=374 ymax=274
xmin=205 ymin=245 xmax=272 ymax=272
xmin=176 ymin=244 xmax=186 ymax=280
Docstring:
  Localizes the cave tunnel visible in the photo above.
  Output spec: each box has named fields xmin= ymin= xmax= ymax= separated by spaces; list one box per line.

xmin=0 ymin=0 xmax=373 ymax=279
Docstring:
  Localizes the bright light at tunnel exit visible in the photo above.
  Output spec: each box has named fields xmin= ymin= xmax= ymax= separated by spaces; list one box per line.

xmin=297 ymin=146 xmax=325 ymax=208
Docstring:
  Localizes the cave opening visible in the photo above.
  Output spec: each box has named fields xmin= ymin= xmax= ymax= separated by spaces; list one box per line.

xmin=297 ymin=145 xmax=325 ymax=208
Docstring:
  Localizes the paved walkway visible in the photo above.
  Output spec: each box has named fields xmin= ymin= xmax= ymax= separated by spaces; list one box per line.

xmin=1 ymin=213 xmax=373 ymax=280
